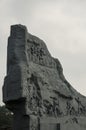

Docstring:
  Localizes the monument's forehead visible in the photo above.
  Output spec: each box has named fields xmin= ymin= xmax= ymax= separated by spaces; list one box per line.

xmin=9 ymin=24 xmax=56 ymax=69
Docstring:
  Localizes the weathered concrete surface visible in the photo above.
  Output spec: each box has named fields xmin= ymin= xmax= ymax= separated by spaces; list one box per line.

xmin=3 ymin=24 xmax=86 ymax=130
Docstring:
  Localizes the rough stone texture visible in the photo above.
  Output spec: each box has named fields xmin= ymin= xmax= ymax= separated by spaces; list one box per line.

xmin=3 ymin=24 xmax=86 ymax=130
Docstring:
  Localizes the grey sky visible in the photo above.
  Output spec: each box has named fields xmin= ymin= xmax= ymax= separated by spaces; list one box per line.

xmin=0 ymin=0 xmax=86 ymax=104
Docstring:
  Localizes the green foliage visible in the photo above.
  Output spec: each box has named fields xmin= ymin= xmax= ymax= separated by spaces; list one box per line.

xmin=0 ymin=105 xmax=13 ymax=128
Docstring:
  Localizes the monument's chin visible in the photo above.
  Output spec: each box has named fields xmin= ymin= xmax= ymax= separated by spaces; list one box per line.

xmin=3 ymin=24 xmax=86 ymax=130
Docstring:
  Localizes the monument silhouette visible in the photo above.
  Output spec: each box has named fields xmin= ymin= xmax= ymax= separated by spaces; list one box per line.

xmin=3 ymin=24 xmax=86 ymax=130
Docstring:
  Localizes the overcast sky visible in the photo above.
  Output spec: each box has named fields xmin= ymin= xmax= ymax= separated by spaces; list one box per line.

xmin=0 ymin=0 xmax=86 ymax=104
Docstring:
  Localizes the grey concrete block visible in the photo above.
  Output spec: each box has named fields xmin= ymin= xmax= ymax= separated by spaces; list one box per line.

xmin=3 ymin=24 xmax=86 ymax=130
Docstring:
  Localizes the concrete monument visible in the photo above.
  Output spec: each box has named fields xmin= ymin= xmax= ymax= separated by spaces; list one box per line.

xmin=3 ymin=25 xmax=86 ymax=130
